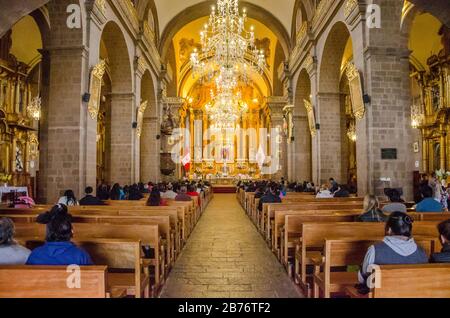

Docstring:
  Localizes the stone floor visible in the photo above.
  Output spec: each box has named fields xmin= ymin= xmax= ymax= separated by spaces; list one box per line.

xmin=160 ymin=194 xmax=303 ymax=298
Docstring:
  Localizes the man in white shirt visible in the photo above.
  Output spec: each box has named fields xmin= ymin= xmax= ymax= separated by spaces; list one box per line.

xmin=162 ymin=185 xmax=177 ymax=199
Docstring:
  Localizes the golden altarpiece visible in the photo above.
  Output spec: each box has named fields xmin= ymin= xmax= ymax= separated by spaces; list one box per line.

xmin=0 ymin=31 xmax=40 ymax=192
xmin=411 ymin=47 xmax=450 ymax=173
xmin=178 ymin=83 xmax=271 ymax=182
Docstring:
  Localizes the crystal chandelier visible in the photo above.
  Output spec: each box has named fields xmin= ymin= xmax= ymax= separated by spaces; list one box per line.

xmin=411 ymin=100 xmax=424 ymax=129
xmin=190 ymin=0 xmax=266 ymax=85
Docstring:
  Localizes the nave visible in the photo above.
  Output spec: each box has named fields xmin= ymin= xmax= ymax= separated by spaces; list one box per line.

xmin=160 ymin=194 xmax=302 ymax=298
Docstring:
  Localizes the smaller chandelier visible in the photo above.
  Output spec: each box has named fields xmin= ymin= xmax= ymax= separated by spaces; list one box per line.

xmin=347 ymin=121 xmax=357 ymax=142
xmin=27 ymin=96 xmax=42 ymax=121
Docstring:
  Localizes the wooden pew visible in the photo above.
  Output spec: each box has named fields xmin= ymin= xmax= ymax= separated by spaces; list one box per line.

xmin=5 ymin=212 xmax=173 ymax=275
xmin=278 ymin=212 xmax=361 ymax=268
xmin=367 ymin=264 xmax=450 ymax=298
xmin=313 ymin=238 xmax=435 ymax=298
xmin=264 ymin=202 xmax=363 ymax=243
xmin=293 ymin=221 xmax=440 ymax=296
xmin=14 ymin=225 xmax=161 ymax=295
xmin=0 ymin=266 xmax=114 ymax=298
xmin=21 ymin=238 xmax=150 ymax=298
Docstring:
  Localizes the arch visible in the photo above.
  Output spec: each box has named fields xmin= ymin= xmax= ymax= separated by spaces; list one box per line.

xmin=159 ymin=1 xmax=291 ymax=62
xmin=318 ymin=21 xmax=351 ymax=93
xmin=292 ymin=68 xmax=312 ymax=181
xmin=0 ymin=0 xmax=50 ymax=37
xmin=100 ymin=21 xmax=134 ymax=185
xmin=291 ymin=0 xmax=311 ymax=43
xmin=408 ymin=0 xmax=450 ymax=28
xmin=136 ymin=0 xmax=160 ymax=45
xmin=100 ymin=21 xmax=133 ymax=93
xmin=317 ymin=20 xmax=353 ymax=184
xmin=140 ymin=70 xmax=159 ymax=182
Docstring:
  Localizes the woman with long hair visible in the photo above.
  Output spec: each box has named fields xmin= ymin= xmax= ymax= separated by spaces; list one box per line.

xmin=357 ymin=194 xmax=387 ymax=222
xmin=57 ymin=190 xmax=78 ymax=206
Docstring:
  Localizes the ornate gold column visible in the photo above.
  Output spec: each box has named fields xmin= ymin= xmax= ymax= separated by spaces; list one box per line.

xmin=441 ymin=124 xmax=447 ymax=171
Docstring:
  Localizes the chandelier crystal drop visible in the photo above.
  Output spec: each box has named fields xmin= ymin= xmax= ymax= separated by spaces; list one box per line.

xmin=190 ymin=0 xmax=266 ymax=85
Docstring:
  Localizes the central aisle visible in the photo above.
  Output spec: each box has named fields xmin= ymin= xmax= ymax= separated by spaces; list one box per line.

xmin=160 ymin=194 xmax=302 ymax=298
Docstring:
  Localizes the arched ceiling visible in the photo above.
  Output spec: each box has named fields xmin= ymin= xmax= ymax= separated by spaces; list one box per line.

xmin=154 ymin=0 xmax=295 ymax=38
xmin=173 ymin=16 xmax=278 ymax=98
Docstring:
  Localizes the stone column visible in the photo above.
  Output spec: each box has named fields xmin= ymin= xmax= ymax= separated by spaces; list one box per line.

xmin=109 ymin=92 xmax=135 ymax=185
xmin=38 ymin=0 xmax=90 ymax=203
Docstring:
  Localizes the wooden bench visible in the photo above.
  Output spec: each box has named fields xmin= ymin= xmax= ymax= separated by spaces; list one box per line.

xmin=0 ymin=265 xmax=117 ymax=298
xmin=313 ymin=238 xmax=435 ymax=298
xmin=264 ymin=202 xmax=363 ymax=243
xmin=15 ymin=225 xmax=160 ymax=295
xmin=21 ymin=238 xmax=150 ymax=298
xmin=293 ymin=221 xmax=440 ymax=296
xmin=278 ymin=212 xmax=360 ymax=268
xmin=345 ymin=264 xmax=450 ymax=298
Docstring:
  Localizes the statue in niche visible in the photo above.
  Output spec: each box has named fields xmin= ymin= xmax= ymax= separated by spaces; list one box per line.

xmin=161 ymin=106 xmax=176 ymax=136
xmin=179 ymin=38 xmax=201 ymax=65
xmin=255 ymin=38 xmax=271 ymax=63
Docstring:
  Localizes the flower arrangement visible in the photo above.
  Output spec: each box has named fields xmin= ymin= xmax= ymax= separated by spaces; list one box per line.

xmin=435 ymin=169 xmax=450 ymax=181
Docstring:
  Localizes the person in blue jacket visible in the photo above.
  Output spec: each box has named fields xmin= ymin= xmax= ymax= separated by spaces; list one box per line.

xmin=27 ymin=204 xmax=93 ymax=266
xmin=416 ymin=185 xmax=443 ymax=213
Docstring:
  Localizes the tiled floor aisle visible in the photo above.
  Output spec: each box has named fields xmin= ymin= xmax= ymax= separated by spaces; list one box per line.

xmin=160 ymin=194 xmax=303 ymax=298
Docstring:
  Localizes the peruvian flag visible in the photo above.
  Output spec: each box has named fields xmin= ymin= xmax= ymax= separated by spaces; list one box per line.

xmin=182 ymin=151 xmax=191 ymax=172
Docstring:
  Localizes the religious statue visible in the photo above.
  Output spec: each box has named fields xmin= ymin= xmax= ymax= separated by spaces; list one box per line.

xmin=161 ymin=106 xmax=176 ymax=136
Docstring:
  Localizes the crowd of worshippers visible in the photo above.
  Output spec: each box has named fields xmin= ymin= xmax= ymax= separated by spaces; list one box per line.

xmin=13 ymin=181 xmax=210 ymax=209
xmin=2 ymin=202 xmax=450 ymax=289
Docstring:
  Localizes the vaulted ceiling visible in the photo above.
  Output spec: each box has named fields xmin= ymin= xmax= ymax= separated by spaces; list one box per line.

xmin=154 ymin=0 xmax=295 ymax=37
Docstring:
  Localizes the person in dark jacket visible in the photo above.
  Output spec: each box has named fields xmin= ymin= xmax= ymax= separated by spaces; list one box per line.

xmin=79 ymin=187 xmax=105 ymax=206
xmin=333 ymin=185 xmax=350 ymax=197
xmin=431 ymin=219 xmax=450 ymax=263
xmin=358 ymin=195 xmax=387 ymax=222
xmin=358 ymin=212 xmax=428 ymax=285
xmin=258 ymin=184 xmax=282 ymax=212
xmin=27 ymin=205 xmax=93 ymax=266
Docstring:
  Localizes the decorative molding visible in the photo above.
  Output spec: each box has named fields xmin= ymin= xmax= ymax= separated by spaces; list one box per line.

xmin=88 ymin=60 xmax=106 ymax=120
xmin=304 ymin=99 xmax=317 ymax=137
xmin=344 ymin=0 xmax=358 ymax=18
xmin=296 ymin=21 xmax=308 ymax=44
xmin=345 ymin=62 xmax=365 ymax=120
xmin=136 ymin=100 xmax=148 ymax=138
xmin=312 ymin=0 xmax=331 ymax=26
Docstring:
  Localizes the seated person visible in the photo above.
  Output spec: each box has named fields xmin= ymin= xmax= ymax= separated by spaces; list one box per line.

xmin=161 ymin=184 xmax=178 ymax=200
xmin=258 ymin=184 xmax=282 ymax=212
xmin=186 ymin=185 xmax=199 ymax=197
xmin=329 ymin=178 xmax=339 ymax=193
xmin=431 ymin=219 xmax=450 ymax=263
xmin=358 ymin=195 xmax=387 ymax=222
xmin=382 ymin=189 xmax=407 ymax=213
xmin=333 ymin=185 xmax=350 ymax=198
xmin=415 ymin=185 xmax=443 ymax=212
xmin=27 ymin=205 xmax=93 ymax=266
xmin=57 ymin=190 xmax=79 ymax=206
xmin=316 ymin=184 xmax=333 ymax=199
xmin=254 ymin=186 xmax=266 ymax=199
xmin=79 ymin=187 xmax=105 ymax=206
xmin=175 ymin=186 xmax=193 ymax=202
xmin=146 ymin=188 xmax=167 ymax=206
xmin=358 ymin=212 xmax=428 ymax=285
xmin=128 ymin=184 xmax=143 ymax=201
xmin=0 ymin=217 xmax=31 ymax=265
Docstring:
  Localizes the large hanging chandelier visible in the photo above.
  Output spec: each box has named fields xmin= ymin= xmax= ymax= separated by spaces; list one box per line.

xmin=190 ymin=0 xmax=266 ymax=85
